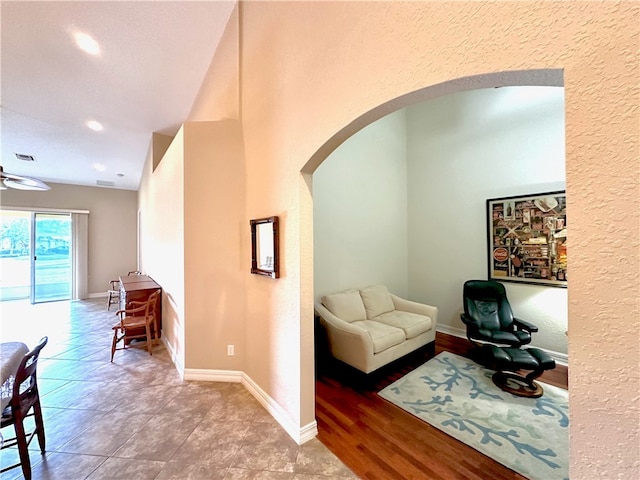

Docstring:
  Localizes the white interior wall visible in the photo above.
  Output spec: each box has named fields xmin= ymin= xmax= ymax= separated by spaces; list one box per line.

xmin=314 ymin=86 xmax=567 ymax=357
xmin=408 ymin=86 xmax=567 ymax=355
xmin=314 ymin=109 xmax=408 ymax=301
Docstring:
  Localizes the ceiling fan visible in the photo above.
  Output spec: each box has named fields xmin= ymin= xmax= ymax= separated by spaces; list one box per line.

xmin=0 ymin=166 xmax=50 ymax=191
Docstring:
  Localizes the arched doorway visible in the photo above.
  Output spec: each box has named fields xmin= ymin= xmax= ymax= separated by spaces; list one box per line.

xmin=302 ymin=69 xmax=563 ymax=174
xmin=304 ymin=69 xmax=567 ymax=478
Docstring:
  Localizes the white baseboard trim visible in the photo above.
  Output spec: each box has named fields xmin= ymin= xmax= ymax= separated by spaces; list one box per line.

xmin=241 ymin=373 xmax=318 ymax=445
xmin=162 ymin=337 xmax=185 ymax=379
xmin=180 ymin=364 xmax=317 ymax=445
xmin=88 ymin=292 xmax=108 ymax=299
xmin=436 ymin=325 xmax=568 ymax=366
xmin=436 ymin=324 xmax=467 ymax=338
xmin=538 ymin=347 xmax=568 ymax=366
xmin=299 ymin=420 xmax=320 ymax=445
xmin=183 ymin=368 xmax=242 ymax=383
xmin=162 ymin=324 xmax=567 ymax=446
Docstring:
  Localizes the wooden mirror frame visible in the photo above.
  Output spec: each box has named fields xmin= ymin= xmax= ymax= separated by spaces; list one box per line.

xmin=250 ymin=216 xmax=279 ymax=278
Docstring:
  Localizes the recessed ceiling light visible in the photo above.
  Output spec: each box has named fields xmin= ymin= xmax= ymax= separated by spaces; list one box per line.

xmin=15 ymin=153 xmax=35 ymax=161
xmin=73 ymin=31 xmax=101 ymax=56
xmin=92 ymin=163 xmax=106 ymax=172
xmin=87 ymin=120 xmax=103 ymax=132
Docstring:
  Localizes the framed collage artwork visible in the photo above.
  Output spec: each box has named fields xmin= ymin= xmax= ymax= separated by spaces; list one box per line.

xmin=487 ymin=191 xmax=567 ymax=287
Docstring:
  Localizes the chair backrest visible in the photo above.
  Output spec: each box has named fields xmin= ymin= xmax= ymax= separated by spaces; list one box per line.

xmin=9 ymin=336 xmax=48 ymax=412
xmin=128 ymin=271 xmax=142 ymax=276
xmin=145 ymin=290 xmax=161 ymax=320
xmin=463 ymin=280 xmax=515 ymax=331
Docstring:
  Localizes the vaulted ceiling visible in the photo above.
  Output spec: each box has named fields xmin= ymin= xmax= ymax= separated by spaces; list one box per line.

xmin=1 ymin=1 xmax=236 ymax=191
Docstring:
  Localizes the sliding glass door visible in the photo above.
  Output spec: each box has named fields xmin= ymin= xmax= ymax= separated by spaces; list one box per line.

xmin=32 ymin=213 xmax=71 ymax=302
xmin=0 ymin=210 xmax=71 ymax=303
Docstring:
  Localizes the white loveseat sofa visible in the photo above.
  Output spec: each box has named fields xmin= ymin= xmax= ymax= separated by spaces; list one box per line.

xmin=315 ymin=284 xmax=438 ymax=374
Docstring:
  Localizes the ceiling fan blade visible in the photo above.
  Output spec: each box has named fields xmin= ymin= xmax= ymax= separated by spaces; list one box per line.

xmin=0 ymin=166 xmax=51 ymax=191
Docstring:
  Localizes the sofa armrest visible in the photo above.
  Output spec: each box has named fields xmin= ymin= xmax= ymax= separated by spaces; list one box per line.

xmin=390 ymin=294 xmax=438 ymax=327
xmin=314 ymin=302 xmax=374 ymax=361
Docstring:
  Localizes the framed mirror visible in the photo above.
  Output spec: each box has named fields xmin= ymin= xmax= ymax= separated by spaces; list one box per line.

xmin=250 ymin=216 xmax=279 ymax=278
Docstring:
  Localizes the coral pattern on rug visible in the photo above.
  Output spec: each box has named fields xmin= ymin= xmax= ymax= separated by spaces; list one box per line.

xmin=378 ymin=352 xmax=568 ymax=480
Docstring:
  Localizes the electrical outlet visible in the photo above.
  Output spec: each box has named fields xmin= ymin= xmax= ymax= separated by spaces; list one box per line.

xmin=227 ymin=345 xmax=235 ymax=356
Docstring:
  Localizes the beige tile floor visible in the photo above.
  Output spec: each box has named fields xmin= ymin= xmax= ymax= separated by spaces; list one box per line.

xmin=0 ymin=298 xmax=356 ymax=479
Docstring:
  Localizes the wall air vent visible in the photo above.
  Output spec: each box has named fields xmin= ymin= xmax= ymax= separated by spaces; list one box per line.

xmin=96 ymin=180 xmax=115 ymax=187
xmin=15 ymin=153 xmax=35 ymax=161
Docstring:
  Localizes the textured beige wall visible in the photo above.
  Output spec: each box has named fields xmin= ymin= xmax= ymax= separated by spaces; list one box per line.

xmin=0 ymin=183 xmax=138 ymax=295
xmin=235 ymin=0 xmax=638 ymax=474
xmin=164 ymin=0 xmax=639 ymax=470
xmin=183 ymin=120 xmax=246 ymax=370
xmin=188 ymin=4 xmax=240 ymax=122
xmin=139 ymin=120 xmax=247 ymax=373
xmin=138 ymin=130 xmax=186 ymax=369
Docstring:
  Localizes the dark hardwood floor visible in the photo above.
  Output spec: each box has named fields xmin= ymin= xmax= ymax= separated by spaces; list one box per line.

xmin=315 ymin=332 xmax=568 ymax=480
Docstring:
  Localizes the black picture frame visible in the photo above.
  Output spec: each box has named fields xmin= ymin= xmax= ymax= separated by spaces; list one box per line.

xmin=250 ymin=216 xmax=279 ymax=279
xmin=487 ymin=191 xmax=567 ymax=287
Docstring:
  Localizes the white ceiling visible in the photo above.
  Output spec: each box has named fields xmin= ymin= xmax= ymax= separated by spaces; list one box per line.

xmin=1 ymin=1 xmax=236 ymax=191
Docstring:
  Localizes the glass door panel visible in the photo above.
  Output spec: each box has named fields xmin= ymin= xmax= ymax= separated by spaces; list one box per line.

xmin=0 ymin=210 xmax=31 ymax=301
xmin=32 ymin=213 xmax=71 ymax=303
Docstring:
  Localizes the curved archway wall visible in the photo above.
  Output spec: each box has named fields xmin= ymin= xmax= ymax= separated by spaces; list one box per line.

xmin=145 ymin=1 xmax=637 ymax=477
xmin=241 ymin=3 xmax=637 ymax=476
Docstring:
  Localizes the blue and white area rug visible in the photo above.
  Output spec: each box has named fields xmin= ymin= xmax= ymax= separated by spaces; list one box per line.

xmin=378 ymin=352 xmax=568 ymax=480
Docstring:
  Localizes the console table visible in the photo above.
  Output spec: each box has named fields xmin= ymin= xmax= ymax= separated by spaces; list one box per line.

xmin=119 ymin=275 xmax=162 ymax=337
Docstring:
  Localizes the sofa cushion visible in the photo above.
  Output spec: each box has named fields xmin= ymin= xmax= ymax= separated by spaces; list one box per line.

xmin=360 ymin=285 xmax=395 ymax=319
xmin=351 ymin=320 xmax=406 ymax=353
xmin=322 ymin=290 xmax=366 ymax=322
xmin=375 ymin=311 xmax=433 ymax=339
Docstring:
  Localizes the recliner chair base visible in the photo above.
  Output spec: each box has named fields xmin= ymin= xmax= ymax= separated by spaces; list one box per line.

xmin=492 ymin=371 xmax=544 ymax=398
xmin=484 ymin=346 xmax=556 ymax=398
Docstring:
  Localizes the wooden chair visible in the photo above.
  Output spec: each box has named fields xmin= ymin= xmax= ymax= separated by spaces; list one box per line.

xmin=111 ymin=289 xmax=161 ymax=361
xmin=107 ymin=279 xmax=121 ymax=310
xmin=0 ymin=337 xmax=48 ymax=480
